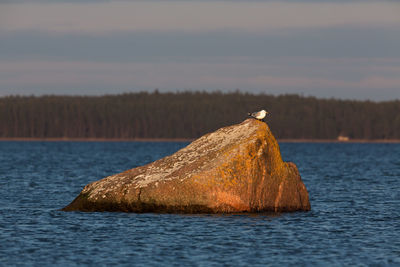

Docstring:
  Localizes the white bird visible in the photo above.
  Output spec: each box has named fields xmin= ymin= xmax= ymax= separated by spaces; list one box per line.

xmin=248 ymin=109 xmax=269 ymax=121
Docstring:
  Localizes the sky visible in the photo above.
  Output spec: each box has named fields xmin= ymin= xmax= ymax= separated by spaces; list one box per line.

xmin=1 ymin=0 xmax=400 ymax=100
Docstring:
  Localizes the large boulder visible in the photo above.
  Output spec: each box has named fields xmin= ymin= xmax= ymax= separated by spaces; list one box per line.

xmin=63 ymin=119 xmax=310 ymax=213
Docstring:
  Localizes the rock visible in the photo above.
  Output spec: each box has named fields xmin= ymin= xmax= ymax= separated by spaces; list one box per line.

xmin=62 ymin=119 xmax=310 ymax=213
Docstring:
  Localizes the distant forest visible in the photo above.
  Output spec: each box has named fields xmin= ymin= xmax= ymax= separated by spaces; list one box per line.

xmin=1 ymin=92 xmax=400 ymax=140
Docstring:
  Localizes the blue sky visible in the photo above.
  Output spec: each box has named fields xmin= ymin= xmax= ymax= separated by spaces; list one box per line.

xmin=1 ymin=0 xmax=399 ymax=100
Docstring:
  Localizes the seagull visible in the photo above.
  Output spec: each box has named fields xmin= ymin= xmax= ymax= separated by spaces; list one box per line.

xmin=248 ymin=109 xmax=269 ymax=121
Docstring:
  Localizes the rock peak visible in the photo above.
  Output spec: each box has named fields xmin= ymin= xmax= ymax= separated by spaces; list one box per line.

xmin=63 ymin=119 xmax=310 ymax=213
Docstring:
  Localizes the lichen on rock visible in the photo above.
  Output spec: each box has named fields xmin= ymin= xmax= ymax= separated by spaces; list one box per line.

xmin=62 ymin=119 xmax=311 ymax=213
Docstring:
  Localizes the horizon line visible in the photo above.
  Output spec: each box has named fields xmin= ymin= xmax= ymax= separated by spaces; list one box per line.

xmin=1 ymin=90 xmax=399 ymax=103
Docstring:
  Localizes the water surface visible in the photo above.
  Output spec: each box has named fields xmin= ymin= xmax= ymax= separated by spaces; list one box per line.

xmin=1 ymin=141 xmax=399 ymax=265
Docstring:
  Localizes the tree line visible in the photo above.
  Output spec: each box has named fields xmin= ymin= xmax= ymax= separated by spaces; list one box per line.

xmin=1 ymin=91 xmax=400 ymax=140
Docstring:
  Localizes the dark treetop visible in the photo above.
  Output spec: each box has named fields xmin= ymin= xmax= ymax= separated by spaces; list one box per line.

xmin=2 ymin=91 xmax=400 ymax=140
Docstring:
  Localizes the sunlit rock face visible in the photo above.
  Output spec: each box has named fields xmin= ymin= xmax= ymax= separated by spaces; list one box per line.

xmin=63 ymin=119 xmax=310 ymax=213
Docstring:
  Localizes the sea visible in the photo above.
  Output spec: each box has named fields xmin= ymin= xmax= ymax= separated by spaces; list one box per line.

xmin=0 ymin=141 xmax=399 ymax=266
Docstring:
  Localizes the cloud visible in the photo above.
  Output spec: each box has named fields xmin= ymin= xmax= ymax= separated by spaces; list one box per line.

xmin=1 ymin=26 xmax=400 ymax=62
xmin=1 ymin=1 xmax=400 ymax=34
xmin=1 ymin=0 xmax=399 ymax=100
xmin=1 ymin=60 xmax=399 ymax=100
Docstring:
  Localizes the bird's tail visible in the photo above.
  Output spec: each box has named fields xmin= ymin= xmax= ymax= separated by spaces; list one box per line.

xmin=247 ymin=112 xmax=251 ymax=116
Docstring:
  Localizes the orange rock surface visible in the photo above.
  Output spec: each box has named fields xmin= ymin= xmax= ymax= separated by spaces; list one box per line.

xmin=63 ymin=119 xmax=310 ymax=213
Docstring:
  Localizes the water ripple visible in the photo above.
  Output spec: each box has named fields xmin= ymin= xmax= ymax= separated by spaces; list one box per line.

xmin=0 ymin=141 xmax=399 ymax=265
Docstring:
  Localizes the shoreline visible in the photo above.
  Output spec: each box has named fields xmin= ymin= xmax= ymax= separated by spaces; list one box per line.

xmin=0 ymin=137 xmax=194 ymax=142
xmin=1 ymin=137 xmax=400 ymax=143
xmin=277 ymin=139 xmax=400 ymax=143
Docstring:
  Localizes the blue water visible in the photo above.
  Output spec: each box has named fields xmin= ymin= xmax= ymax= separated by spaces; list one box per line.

xmin=1 ymin=141 xmax=399 ymax=266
